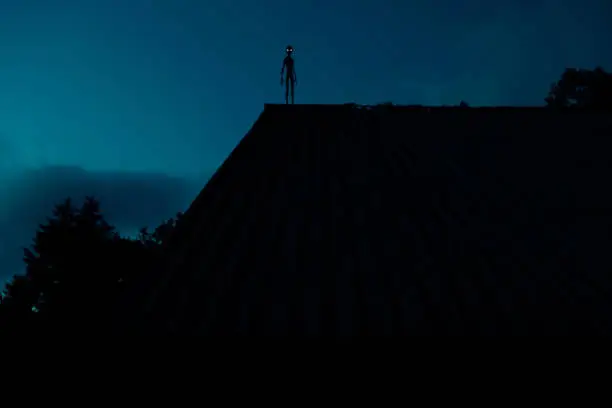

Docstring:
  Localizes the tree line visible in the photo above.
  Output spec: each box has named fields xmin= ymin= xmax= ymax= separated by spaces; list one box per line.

xmin=0 ymin=196 xmax=182 ymax=333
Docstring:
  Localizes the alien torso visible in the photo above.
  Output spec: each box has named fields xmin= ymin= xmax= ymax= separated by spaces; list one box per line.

xmin=284 ymin=55 xmax=294 ymax=73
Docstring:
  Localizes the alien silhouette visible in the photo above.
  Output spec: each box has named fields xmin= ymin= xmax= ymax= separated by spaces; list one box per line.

xmin=280 ymin=45 xmax=297 ymax=104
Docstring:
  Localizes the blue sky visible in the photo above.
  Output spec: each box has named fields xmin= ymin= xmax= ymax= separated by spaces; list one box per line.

xmin=1 ymin=0 xmax=610 ymax=175
xmin=0 ymin=0 xmax=610 ymax=279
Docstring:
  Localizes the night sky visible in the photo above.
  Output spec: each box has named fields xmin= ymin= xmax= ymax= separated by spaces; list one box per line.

xmin=0 ymin=0 xmax=611 ymax=280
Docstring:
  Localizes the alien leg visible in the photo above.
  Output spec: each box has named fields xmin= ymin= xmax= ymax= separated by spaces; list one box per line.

xmin=285 ymin=77 xmax=290 ymax=104
xmin=291 ymin=79 xmax=295 ymax=104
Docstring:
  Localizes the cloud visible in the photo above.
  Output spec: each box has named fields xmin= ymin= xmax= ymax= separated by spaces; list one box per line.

xmin=0 ymin=165 xmax=208 ymax=282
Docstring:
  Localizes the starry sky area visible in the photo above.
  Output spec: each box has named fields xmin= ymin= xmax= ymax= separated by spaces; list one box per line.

xmin=0 ymin=0 xmax=610 ymax=279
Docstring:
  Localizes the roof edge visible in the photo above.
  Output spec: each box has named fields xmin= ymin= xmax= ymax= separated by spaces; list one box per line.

xmin=263 ymin=103 xmax=553 ymax=111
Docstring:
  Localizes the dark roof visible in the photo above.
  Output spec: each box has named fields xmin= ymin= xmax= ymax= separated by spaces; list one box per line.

xmin=137 ymin=104 xmax=612 ymax=335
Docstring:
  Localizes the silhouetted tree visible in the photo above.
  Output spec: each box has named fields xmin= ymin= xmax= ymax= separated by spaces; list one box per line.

xmin=12 ymin=197 xmax=120 ymax=330
xmin=0 ymin=197 xmax=182 ymax=333
xmin=0 ymin=274 xmax=44 ymax=331
xmin=138 ymin=212 xmax=184 ymax=247
xmin=546 ymin=67 xmax=612 ymax=109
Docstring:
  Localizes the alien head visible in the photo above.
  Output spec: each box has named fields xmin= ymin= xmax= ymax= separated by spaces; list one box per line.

xmin=286 ymin=45 xmax=294 ymax=55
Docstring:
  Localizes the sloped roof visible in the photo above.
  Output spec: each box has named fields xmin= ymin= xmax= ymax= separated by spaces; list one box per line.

xmin=137 ymin=104 xmax=612 ymax=335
